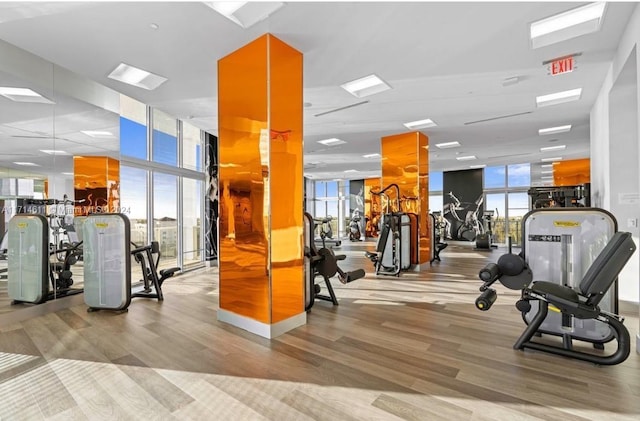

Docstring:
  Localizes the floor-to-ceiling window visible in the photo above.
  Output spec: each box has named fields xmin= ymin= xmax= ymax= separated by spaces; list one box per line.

xmin=429 ymin=171 xmax=443 ymax=213
xmin=483 ymin=164 xmax=531 ymax=245
xmin=120 ymin=166 xmax=148 ymax=245
xmin=182 ymin=177 xmax=202 ymax=268
xmin=119 ymin=96 xmax=206 ymax=271
xmin=313 ymin=180 xmax=347 ymax=239
xmin=153 ymin=173 xmax=178 ymax=270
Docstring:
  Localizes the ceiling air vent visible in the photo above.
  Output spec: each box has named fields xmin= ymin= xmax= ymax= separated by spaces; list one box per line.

xmin=464 ymin=111 xmax=532 ymax=125
xmin=314 ymin=100 xmax=370 ymax=117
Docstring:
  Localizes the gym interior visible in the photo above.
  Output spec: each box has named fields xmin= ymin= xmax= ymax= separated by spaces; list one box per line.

xmin=0 ymin=2 xmax=639 ymax=420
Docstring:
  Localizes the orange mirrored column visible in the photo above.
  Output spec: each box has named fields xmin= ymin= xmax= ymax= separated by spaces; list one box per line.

xmin=217 ymin=34 xmax=305 ymax=338
xmin=381 ymin=132 xmax=430 ymax=265
xmin=553 ymin=158 xmax=590 ymax=186
xmin=73 ymin=156 xmax=120 ymax=215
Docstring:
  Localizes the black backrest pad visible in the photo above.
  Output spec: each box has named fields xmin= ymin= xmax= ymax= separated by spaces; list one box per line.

xmin=579 ymin=232 xmax=636 ymax=301
xmin=376 ymin=221 xmax=391 ymax=253
xmin=303 ymin=212 xmax=317 ymax=254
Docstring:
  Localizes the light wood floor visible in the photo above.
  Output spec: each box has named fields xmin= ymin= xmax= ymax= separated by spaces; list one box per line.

xmin=0 ymin=241 xmax=638 ymax=420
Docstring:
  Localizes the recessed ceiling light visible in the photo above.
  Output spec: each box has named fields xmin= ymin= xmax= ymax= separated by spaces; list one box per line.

xmin=150 ymin=23 xmax=159 ymax=30
xmin=81 ymin=130 xmax=114 ymax=138
xmin=536 ymin=88 xmax=582 ymax=107
xmin=541 ymin=156 xmax=563 ymax=162
xmin=539 ymin=125 xmax=572 ymax=135
xmin=541 ymin=164 xmax=554 ymax=168
xmin=541 ymin=170 xmax=554 ymax=174
xmin=435 ymin=141 xmax=460 ymax=149
xmin=341 ymin=74 xmax=391 ymax=98
xmin=204 ymin=2 xmax=284 ymax=28
xmin=344 ymin=169 xmax=358 ymax=173
xmin=107 ymin=63 xmax=168 ymax=90
xmin=0 ymin=87 xmax=55 ymax=104
xmin=541 ymin=176 xmax=554 ymax=180
xmin=470 ymin=164 xmax=486 ymax=169
xmin=363 ymin=153 xmax=381 ymax=158
xmin=13 ymin=162 xmax=39 ymax=166
xmin=530 ymin=2 xmax=607 ymax=49
xmin=61 ymin=172 xmax=74 ymax=176
xmin=317 ymin=138 xmax=346 ymax=146
xmin=404 ymin=118 xmax=437 ymax=130
xmin=456 ymin=155 xmax=477 ymax=161
xmin=540 ymin=145 xmax=566 ymax=152
xmin=40 ymin=149 xmax=69 ymax=155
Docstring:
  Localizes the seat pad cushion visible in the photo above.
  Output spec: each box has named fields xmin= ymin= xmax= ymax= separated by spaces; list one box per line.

xmin=530 ymin=281 xmax=579 ymax=303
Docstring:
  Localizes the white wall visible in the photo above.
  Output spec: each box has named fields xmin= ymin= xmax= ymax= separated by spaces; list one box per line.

xmin=590 ymin=5 xmax=640 ymax=304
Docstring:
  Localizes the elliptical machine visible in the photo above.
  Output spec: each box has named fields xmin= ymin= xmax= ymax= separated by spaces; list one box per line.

xmin=364 ymin=184 xmax=417 ymax=276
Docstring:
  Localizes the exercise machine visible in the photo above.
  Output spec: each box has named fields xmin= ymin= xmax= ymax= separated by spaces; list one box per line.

xmin=528 ymin=183 xmax=590 ymax=209
xmin=0 ymin=230 xmax=7 ymax=279
xmin=444 ymin=192 xmax=484 ymax=242
xmin=475 ymin=209 xmax=498 ymax=250
xmin=130 ymin=240 xmax=180 ymax=302
xmin=7 ymin=213 xmax=83 ymax=305
xmin=475 ymin=208 xmax=636 ymax=365
xmin=365 ymin=184 xmax=418 ymax=276
xmin=347 ymin=209 xmax=362 ymax=241
xmin=83 ymin=213 xmax=131 ymax=311
xmin=429 ymin=213 xmax=448 ymax=264
xmin=7 ymin=214 xmax=49 ymax=304
xmin=313 ymin=216 xmax=341 ymax=248
xmin=304 ymin=212 xmax=364 ymax=310
xmin=84 ymin=213 xmax=181 ymax=312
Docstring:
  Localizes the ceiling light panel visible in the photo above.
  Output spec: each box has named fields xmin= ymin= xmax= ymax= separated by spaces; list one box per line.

xmin=435 ymin=141 xmax=460 ymax=149
xmin=341 ymin=74 xmax=391 ymax=98
xmin=456 ymin=155 xmax=477 ymax=161
xmin=536 ymin=88 xmax=582 ymax=107
xmin=107 ymin=63 xmax=168 ymax=90
xmin=404 ymin=118 xmax=437 ymax=130
xmin=204 ymin=2 xmax=284 ymax=28
xmin=317 ymin=138 xmax=346 ymax=146
xmin=530 ymin=2 xmax=607 ymax=49
xmin=81 ymin=130 xmax=114 ymax=138
xmin=344 ymin=169 xmax=358 ymax=173
xmin=470 ymin=164 xmax=486 ymax=168
xmin=540 ymin=145 xmax=566 ymax=152
xmin=539 ymin=125 xmax=572 ymax=135
xmin=541 ymin=164 xmax=554 ymax=168
xmin=0 ymin=86 xmax=55 ymax=104
xmin=39 ymin=150 xmax=68 ymax=155
xmin=363 ymin=153 xmax=381 ymax=158
xmin=541 ymin=156 xmax=563 ymax=162
xmin=13 ymin=162 xmax=39 ymax=166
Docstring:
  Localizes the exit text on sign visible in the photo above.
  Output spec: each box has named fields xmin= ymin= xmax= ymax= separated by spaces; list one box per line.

xmin=550 ymin=57 xmax=574 ymax=75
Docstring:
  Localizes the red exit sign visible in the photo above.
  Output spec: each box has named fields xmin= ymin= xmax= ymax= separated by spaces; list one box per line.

xmin=549 ymin=56 xmax=575 ymax=75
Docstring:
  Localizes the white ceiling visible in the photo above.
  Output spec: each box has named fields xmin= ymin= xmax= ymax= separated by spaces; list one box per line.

xmin=0 ymin=1 xmax=635 ymax=182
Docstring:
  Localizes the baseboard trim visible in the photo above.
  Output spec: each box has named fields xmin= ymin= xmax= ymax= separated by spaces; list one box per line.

xmin=0 ymin=293 xmax=85 ymax=328
xmin=217 ymin=309 xmax=306 ymax=339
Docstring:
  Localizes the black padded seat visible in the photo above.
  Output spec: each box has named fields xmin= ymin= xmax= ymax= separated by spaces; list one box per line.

xmin=530 ymin=281 xmax=579 ymax=305
xmin=159 ymin=267 xmax=180 ymax=284
xmin=160 ymin=267 xmax=180 ymax=275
